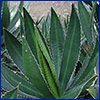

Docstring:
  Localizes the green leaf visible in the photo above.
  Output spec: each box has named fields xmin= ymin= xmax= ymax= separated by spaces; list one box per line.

xmin=1 ymin=1 xmax=10 ymax=30
xmin=61 ymin=85 xmax=83 ymax=99
xmin=87 ymin=87 xmax=97 ymax=99
xmin=12 ymin=26 xmax=20 ymax=37
xmin=78 ymin=1 xmax=92 ymax=45
xmin=46 ymin=12 xmax=50 ymax=32
xmin=59 ymin=4 xmax=80 ymax=91
xmin=18 ymin=94 xmax=36 ymax=99
xmin=1 ymin=74 xmax=13 ymax=91
xmin=64 ymin=15 xmax=69 ymax=35
xmin=4 ymin=29 xmax=24 ymax=73
xmin=37 ymin=43 xmax=60 ymax=98
xmin=94 ymin=2 xmax=99 ymax=26
xmin=46 ymin=13 xmax=50 ymax=40
xmin=61 ymin=75 xmax=97 ymax=99
xmin=1 ymin=1 xmax=10 ymax=46
xmin=8 ymin=1 xmax=24 ymax=30
xmin=23 ymin=8 xmax=38 ymax=60
xmin=71 ymin=39 xmax=99 ymax=87
xmin=90 ymin=1 xmax=97 ymax=45
xmin=22 ymin=38 xmax=54 ymax=99
xmin=50 ymin=8 xmax=64 ymax=76
xmin=42 ymin=18 xmax=47 ymax=37
xmin=71 ymin=56 xmax=90 ymax=87
xmin=1 ymin=65 xmax=43 ymax=98
xmin=23 ymin=7 xmax=51 ymax=64
xmin=79 ymin=48 xmax=87 ymax=63
xmin=2 ymin=86 xmax=18 ymax=99
xmin=87 ymin=85 xmax=99 ymax=99
xmin=80 ymin=39 xmax=99 ymax=80
xmin=36 ymin=27 xmax=51 ymax=60
xmin=19 ymin=10 xmax=25 ymax=35
xmin=35 ymin=27 xmax=60 ymax=91
xmin=81 ymin=74 xmax=97 ymax=94
xmin=18 ymin=90 xmax=38 ymax=99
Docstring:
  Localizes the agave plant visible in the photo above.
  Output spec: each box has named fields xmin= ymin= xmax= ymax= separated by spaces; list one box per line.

xmin=1 ymin=1 xmax=99 ymax=99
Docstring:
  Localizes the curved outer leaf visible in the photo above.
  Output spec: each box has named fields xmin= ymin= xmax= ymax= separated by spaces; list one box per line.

xmin=78 ymin=1 xmax=92 ymax=45
xmin=71 ymin=39 xmax=99 ymax=87
xmin=4 ymin=29 xmax=24 ymax=73
xmin=50 ymin=8 xmax=64 ymax=76
xmin=1 ymin=65 xmax=43 ymax=98
xmin=22 ymin=38 xmax=54 ymax=99
xmin=59 ymin=4 xmax=81 ymax=91
xmin=61 ymin=75 xmax=97 ymax=99
xmin=2 ymin=86 xmax=18 ymax=99
xmin=37 ymin=43 xmax=60 ymax=98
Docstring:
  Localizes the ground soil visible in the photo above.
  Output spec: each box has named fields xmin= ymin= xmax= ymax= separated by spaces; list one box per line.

xmin=10 ymin=1 xmax=77 ymax=20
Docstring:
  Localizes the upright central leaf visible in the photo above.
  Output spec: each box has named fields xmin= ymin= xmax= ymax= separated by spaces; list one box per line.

xmin=37 ymin=43 xmax=60 ymax=98
xmin=50 ymin=8 xmax=64 ymax=76
xmin=59 ymin=5 xmax=81 ymax=91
